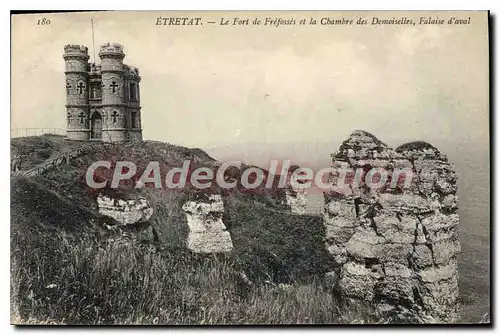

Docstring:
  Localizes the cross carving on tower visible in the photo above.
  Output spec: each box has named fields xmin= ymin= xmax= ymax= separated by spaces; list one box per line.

xmin=78 ymin=112 xmax=86 ymax=124
xmin=66 ymin=82 xmax=72 ymax=94
xmin=110 ymin=81 xmax=119 ymax=93
xmin=77 ymin=82 xmax=85 ymax=94
xmin=111 ymin=111 xmax=119 ymax=123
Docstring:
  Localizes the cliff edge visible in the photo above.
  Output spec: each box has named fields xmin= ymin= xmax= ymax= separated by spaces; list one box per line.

xmin=324 ymin=130 xmax=460 ymax=323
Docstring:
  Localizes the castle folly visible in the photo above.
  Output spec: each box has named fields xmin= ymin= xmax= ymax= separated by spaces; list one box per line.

xmin=64 ymin=43 xmax=142 ymax=142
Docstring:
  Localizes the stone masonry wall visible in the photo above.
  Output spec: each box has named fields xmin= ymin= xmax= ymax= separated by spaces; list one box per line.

xmin=323 ymin=130 xmax=460 ymax=323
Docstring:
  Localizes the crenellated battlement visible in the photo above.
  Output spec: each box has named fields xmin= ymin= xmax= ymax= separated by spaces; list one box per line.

xmin=63 ymin=45 xmax=90 ymax=61
xmin=98 ymin=42 xmax=125 ymax=58
xmin=64 ymin=44 xmax=89 ymax=54
xmin=123 ymin=65 xmax=140 ymax=79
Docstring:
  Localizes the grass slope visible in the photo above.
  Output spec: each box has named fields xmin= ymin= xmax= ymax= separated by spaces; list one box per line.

xmin=11 ymin=134 xmax=87 ymax=171
xmin=11 ymin=137 xmax=378 ymax=324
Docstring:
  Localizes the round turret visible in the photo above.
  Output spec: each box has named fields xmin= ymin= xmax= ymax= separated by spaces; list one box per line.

xmin=64 ymin=45 xmax=90 ymax=140
xmin=99 ymin=43 xmax=126 ymax=141
xmin=98 ymin=42 xmax=125 ymax=58
xmin=99 ymin=42 xmax=125 ymax=72
xmin=63 ymin=44 xmax=89 ymax=72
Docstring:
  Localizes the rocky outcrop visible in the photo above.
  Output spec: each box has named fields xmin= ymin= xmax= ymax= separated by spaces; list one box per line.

xmin=97 ymin=194 xmax=153 ymax=225
xmin=323 ymin=130 xmax=460 ymax=323
xmin=285 ymin=188 xmax=307 ymax=215
xmin=285 ymin=165 xmax=308 ymax=214
xmin=182 ymin=194 xmax=234 ymax=253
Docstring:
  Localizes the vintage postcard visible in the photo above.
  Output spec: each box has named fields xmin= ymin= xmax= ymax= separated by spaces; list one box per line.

xmin=10 ymin=10 xmax=490 ymax=325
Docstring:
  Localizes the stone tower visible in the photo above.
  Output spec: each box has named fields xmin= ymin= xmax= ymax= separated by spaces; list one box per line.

xmin=64 ymin=45 xmax=90 ymax=141
xmin=64 ymin=42 xmax=142 ymax=142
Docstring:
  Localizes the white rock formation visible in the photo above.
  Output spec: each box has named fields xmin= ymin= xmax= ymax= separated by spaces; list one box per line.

xmin=285 ymin=187 xmax=308 ymax=215
xmin=182 ymin=194 xmax=234 ymax=253
xmin=324 ymin=130 xmax=460 ymax=323
xmin=97 ymin=194 xmax=153 ymax=225
xmin=285 ymin=166 xmax=308 ymax=214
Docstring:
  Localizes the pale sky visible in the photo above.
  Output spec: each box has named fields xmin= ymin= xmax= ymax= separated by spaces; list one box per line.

xmin=11 ymin=11 xmax=489 ymax=149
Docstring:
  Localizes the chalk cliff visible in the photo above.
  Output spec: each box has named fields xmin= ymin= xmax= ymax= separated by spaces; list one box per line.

xmin=323 ymin=130 xmax=460 ymax=323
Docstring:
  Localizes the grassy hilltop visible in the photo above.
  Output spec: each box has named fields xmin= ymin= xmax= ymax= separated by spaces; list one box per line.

xmin=10 ymin=135 xmax=376 ymax=325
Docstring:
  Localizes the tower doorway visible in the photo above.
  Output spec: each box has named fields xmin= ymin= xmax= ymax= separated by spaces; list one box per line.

xmin=90 ymin=112 xmax=102 ymax=139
